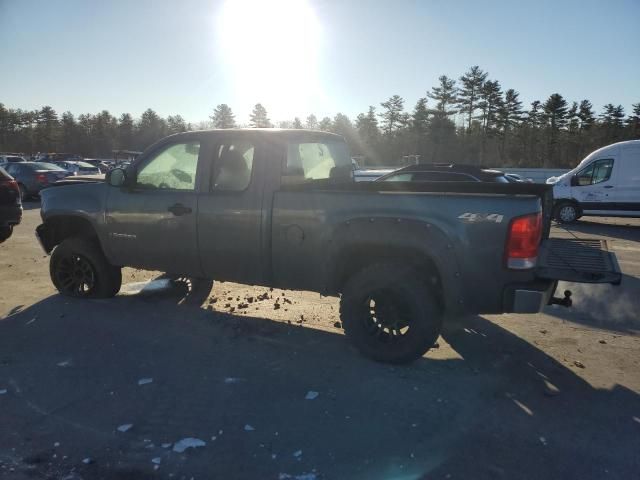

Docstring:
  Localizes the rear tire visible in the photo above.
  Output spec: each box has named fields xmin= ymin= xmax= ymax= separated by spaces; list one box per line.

xmin=50 ymin=237 xmax=121 ymax=298
xmin=554 ymin=201 xmax=579 ymax=223
xmin=339 ymin=263 xmax=443 ymax=364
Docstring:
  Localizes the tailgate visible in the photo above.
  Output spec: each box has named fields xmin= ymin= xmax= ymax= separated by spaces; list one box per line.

xmin=536 ymin=238 xmax=621 ymax=285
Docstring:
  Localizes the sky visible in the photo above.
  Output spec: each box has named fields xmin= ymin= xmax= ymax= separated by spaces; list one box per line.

xmin=1 ymin=0 xmax=638 ymax=125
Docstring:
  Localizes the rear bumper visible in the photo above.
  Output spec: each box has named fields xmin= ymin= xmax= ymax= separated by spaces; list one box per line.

xmin=0 ymin=204 xmax=22 ymax=227
xmin=503 ymin=280 xmax=557 ymax=313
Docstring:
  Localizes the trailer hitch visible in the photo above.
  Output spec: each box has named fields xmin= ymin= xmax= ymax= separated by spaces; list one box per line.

xmin=549 ymin=289 xmax=572 ymax=308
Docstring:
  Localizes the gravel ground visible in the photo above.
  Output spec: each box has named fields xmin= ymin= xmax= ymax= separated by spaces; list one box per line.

xmin=0 ymin=205 xmax=639 ymax=479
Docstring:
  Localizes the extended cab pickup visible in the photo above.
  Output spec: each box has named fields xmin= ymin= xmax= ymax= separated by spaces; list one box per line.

xmin=36 ymin=130 xmax=621 ymax=363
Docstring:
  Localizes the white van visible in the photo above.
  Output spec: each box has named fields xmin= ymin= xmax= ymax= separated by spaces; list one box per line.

xmin=547 ymin=140 xmax=640 ymax=223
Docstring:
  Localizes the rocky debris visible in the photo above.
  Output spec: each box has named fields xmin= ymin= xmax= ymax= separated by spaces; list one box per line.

xmin=117 ymin=424 xmax=133 ymax=433
xmin=599 ymin=340 xmax=607 ymax=344
xmin=539 ymin=329 xmax=548 ymax=335
xmin=333 ymin=321 xmax=342 ymax=329
xmin=137 ymin=377 xmax=153 ymax=386
xmin=274 ymin=303 xmax=281 ymax=310
xmin=172 ymin=437 xmax=206 ymax=453
xmin=283 ymin=298 xmax=292 ymax=305
xmin=151 ymin=457 xmax=161 ymax=465
xmin=244 ymin=424 xmax=255 ymax=431
xmin=305 ymin=391 xmax=319 ymax=400
xmin=238 ymin=303 xmax=249 ymax=309
xmin=82 ymin=458 xmax=94 ymax=465
xmin=573 ymin=360 xmax=586 ymax=369
xmin=292 ymin=450 xmax=303 ymax=458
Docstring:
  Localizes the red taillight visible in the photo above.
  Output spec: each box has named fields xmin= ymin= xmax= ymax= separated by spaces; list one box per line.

xmin=36 ymin=173 xmax=48 ymax=184
xmin=505 ymin=212 xmax=542 ymax=269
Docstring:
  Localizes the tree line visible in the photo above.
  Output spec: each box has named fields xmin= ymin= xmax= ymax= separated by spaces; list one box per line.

xmin=1 ymin=66 xmax=638 ymax=167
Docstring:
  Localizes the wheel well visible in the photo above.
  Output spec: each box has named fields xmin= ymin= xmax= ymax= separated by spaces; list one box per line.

xmin=333 ymin=245 xmax=443 ymax=298
xmin=46 ymin=216 xmax=99 ymax=249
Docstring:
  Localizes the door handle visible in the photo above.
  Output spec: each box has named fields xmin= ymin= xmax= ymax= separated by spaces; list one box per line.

xmin=603 ymin=185 xmax=614 ymax=189
xmin=168 ymin=203 xmax=192 ymax=216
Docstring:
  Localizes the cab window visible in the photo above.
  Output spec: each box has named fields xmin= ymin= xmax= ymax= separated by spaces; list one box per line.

xmin=211 ymin=141 xmax=254 ymax=191
xmin=576 ymin=159 xmax=614 ymax=186
xmin=284 ymin=141 xmax=352 ymax=184
xmin=136 ymin=142 xmax=200 ymax=190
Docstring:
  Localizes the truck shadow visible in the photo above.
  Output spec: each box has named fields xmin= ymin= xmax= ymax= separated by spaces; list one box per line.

xmin=1 ymin=284 xmax=639 ymax=479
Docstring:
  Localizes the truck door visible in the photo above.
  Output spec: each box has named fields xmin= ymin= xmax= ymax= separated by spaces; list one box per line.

xmin=197 ymin=134 xmax=267 ymax=284
xmin=571 ymin=157 xmax=616 ymax=212
xmin=104 ymin=138 xmax=202 ymax=275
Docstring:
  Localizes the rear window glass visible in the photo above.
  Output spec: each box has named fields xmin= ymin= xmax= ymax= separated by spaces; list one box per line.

xmin=33 ymin=162 xmax=65 ymax=170
xmin=284 ymin=141 xmax=352 ymax=183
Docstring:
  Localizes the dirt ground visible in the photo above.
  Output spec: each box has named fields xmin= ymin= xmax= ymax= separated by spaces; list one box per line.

xmin=1 ymin=205 xmax=639 ymax=479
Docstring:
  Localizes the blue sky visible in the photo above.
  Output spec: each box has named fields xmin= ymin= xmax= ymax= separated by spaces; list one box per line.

xmin=1 ymin=0 xmax=638 ymax=124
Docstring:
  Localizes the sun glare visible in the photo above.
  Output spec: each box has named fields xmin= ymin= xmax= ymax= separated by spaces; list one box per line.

xmin=217 ymin=0 xmax=322 ymax=120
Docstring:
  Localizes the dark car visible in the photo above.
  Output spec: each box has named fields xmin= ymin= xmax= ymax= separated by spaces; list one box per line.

xmin=53 ymin=160 xmax=101 ymax=176
xmin=3 ymin=162 xmax=70 ymax=201
xmin=375 ymin=163 xmax=511 ymax=183
xmin=0 ymin=166 xmax=22 ymax=242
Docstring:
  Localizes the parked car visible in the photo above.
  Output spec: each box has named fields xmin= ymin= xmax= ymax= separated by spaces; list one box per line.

xmin=3 ymin=162 xmax=70 ymax=200
xmin=36 ymin=129 xmax=620 ymax=364
xmin=83 ymin=159 xmax=113 ymax=172
xmin=53 ymin=160 xmax=101 ymax=176
xmin=353 ymin=168 xmax=396 ymax=182
xmin=505 ymin=173 xmax=534 ymax=183
xmin=547 ymin=140 xmax=640 ymax=223
xmin=0 ymin=166 xmax=22 ymax=242
xmin=0 ymin=154 xmax=27 ymax=165
xmin=375 ymin=163 xmax=511 ymax=183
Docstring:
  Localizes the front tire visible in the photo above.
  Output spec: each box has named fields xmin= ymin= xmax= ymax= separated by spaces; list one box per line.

xmin=554 ymin=201 xmax=579 ymax=223
xmin=50 ymin=237 xmax=122 ymax=298
xmin=340 ymin=263 xmax=443 ymax=364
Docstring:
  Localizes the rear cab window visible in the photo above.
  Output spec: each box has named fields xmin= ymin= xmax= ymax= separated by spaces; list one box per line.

xmin=283 ymin=140 xmax=352 ymax=185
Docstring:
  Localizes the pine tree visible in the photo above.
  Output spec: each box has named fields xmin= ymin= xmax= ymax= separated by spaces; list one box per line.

xmin=497 ymin=89 xmax=523 ymax=161
xmin=137 ymin=108 xmax=168 ymax=149
xmin=210 ymin=104 xmax=236 ymax=129
xmin=117 ymin=113 xmax=134 ymax=149
xmin=427 ymin=75 xmax=458 ymax=116
xmin=356 ymin=106 xmax=380 ymax=145
xmin=411 ymin=98 xmax=430 ymax=159
xmin=249 ymin=103 xmax=271 ymax=128
xmin=318 ymin=117 xmax=332 ymax=131
xmin=543 ymin=94 xmax=568 ymax=167
xmin=578 ymin=100 xmax=595 ymax=131
xmin=167 ymin=115 xmax=187 ymax=134
xmin=292 ymin=117 xmax=303 ymax=129
xmin=626 ymin=103 xmax=640 ymax=138
xmin=305 ymin=114 xmax=318 ymax=129
xmin=34 ymin=106 xmax=59 ymax=152
xmin=457 ymin=66 xmax=488 ymax=131
xmin=59 ymin=111 xmax=77 ymax=153
xmin=379 ymin=95 xmax=405 ymax=134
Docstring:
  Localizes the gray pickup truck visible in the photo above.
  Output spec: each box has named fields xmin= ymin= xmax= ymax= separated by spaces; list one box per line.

xmin=36 ymin=129 xmax=621 ymax=363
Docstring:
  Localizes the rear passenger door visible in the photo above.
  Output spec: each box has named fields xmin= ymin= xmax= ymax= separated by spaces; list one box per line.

xmin=197 ymin=134 xmax=267 ymax=284
xmin=613 ymin=146 xmax=640 ymax=212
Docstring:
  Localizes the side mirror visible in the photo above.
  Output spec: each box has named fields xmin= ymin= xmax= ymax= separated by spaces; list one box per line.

xmin=570 ymin=175 xmax=579 ymax=187
xmin=107 ymin=167 xmax=127 ymax=187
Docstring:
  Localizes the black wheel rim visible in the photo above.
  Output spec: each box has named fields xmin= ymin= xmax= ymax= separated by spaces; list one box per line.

xmin=361 ymin=289 xmax=412 ymax=343
xmin=55 ymin=253 xmax=96 ymax=296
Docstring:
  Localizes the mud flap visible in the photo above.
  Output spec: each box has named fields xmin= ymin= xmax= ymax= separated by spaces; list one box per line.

xmin=536 ymin=238 xmax=621 ymax=285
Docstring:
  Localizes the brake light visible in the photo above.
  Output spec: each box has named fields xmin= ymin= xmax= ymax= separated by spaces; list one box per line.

xmin=505 ymin=212 xmax=542 ymax=269
xmin=36 ymin=173 xmax=49 ymax=184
